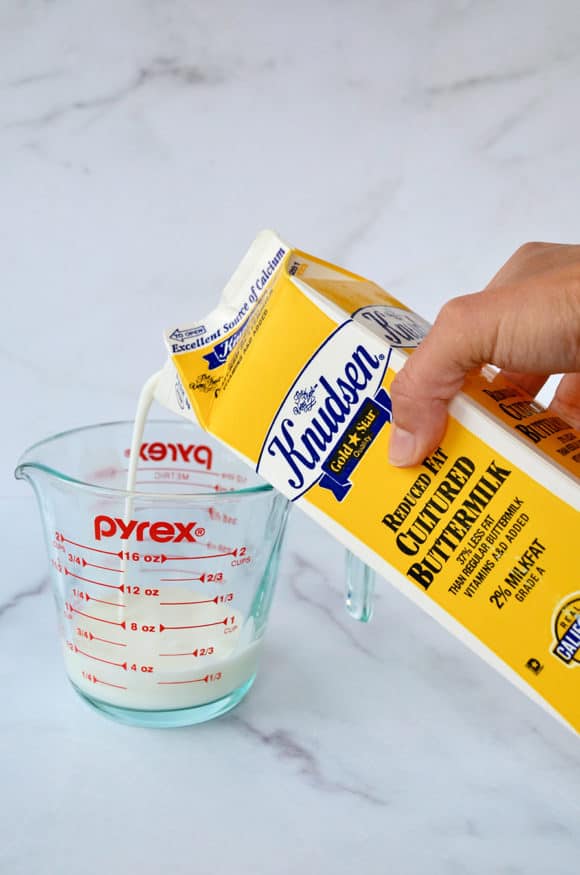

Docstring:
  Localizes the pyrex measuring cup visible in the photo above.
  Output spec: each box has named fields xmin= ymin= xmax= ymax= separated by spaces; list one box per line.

xmin=16 ymin=420 xmax=289 ymax=727
xmin=17 ymin=418 xmax=375 ymax=727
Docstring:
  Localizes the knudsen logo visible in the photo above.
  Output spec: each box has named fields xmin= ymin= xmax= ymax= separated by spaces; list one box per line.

xmin=258 ymin=321 xmax=391 ymax=501
xmin=169 ymin=325 xmax=206 ymax=342
xmin=94 ymin=516 xmax=201 ymax=543
xmin=203 ymin=324 xmax=246 ymax=370
xmin=353 ymin=305 xmax=430 ymax=348
xmin=125 ymin=442 xmax=212 ymax=470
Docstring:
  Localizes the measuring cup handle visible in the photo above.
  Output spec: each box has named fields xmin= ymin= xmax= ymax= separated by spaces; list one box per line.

xmin=344 ymin=551 xmax=375 ymax=622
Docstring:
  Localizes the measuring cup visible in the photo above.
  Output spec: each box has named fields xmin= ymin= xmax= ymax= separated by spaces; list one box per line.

xmin=16 ymin=420 xmax=289 ymax=727
xmin=16 ymin=419 xmax=375 ymax=728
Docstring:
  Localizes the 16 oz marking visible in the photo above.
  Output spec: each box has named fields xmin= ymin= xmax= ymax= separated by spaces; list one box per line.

xmin=119 ymin=552 xmax=164 ymax=563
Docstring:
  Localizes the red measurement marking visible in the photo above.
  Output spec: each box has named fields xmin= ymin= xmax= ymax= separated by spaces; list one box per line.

xmin=119 ymin=553 xmax=168 ymax=564
xmin=83 ymin=560 xmax=121 ymax=574
xmin=122 ymin=467 xmax=221 ymax=477
xmin=89 ymin=633 xmax=127 ymax=648
xmin=90 ymin=675 xmax=127 ymax=690
xmin=133 ymin=480 xmax=217 ymax=489
xmin=159 ymin=574 xmax=205 ymax=583
xmin=157 ymin=675 xmax=211 ymax=686
xmin=159 ymin=647 xmax=214 ymax=657
xmin=165 ymin=550 xmax=237 ymax=562
xmin=69 ymin=606 xmax=126 ymax=628
xmin=159 ymin=618 xmax=228 ymax=632
xmin=159 ymin=595 xmax=231 ymax=606
xmin=64 ymin=568 xmax=123 ymax=591
xmin=89 ymin=596 xmax=126 ymax=608
xmin=55 ymin=532 xmax=118 ymax=557
xmin=74 ymin=645 xmax=127 ymax=670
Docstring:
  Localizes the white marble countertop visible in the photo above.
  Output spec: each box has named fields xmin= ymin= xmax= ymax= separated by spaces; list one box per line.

xmin=2 ymin=2 xmax=580 ymax=873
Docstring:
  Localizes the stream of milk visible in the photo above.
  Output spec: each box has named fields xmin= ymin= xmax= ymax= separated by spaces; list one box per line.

xmin=64 ymin=372 xmax=260 ymax=711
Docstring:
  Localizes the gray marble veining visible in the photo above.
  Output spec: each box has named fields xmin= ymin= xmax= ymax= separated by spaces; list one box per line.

xmin=2 ymin=2 xmax=580 ymax=873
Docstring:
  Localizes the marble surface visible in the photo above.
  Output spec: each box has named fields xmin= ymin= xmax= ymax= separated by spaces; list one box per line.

xmin=2 ymin=1 xmax=580 ymax=873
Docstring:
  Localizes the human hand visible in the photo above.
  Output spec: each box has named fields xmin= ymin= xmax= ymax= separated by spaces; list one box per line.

xmin=388 ymin=242 xmax=580 ymax=467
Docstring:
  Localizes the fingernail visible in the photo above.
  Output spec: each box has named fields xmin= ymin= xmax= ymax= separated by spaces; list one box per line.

xmin=388 ymin=425 xmax=417 ymax=467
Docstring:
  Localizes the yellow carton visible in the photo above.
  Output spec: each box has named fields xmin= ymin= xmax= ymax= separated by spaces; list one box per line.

xmin=156 ymin=231 xmax=580 ymax=732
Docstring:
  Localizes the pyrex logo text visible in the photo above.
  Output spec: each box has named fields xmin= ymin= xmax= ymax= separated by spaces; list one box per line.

xmin=125 ymin=442 xmax=212 ymax=470
xmin=258 ymin=322 xmax=389 ymax=498
xmin=94 ymin=516 xmax=201 ymax=543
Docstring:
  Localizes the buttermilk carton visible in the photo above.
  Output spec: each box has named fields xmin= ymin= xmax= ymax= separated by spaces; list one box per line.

xmin=154 ymin=230 xmax=580 ymax=733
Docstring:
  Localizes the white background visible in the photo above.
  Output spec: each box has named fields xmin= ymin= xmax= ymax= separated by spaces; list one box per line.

xmin=2 ymin=2 xmax=579 ymax=873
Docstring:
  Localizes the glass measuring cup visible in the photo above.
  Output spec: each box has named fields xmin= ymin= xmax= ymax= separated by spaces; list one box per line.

xmin=16 ymin=420 xmax=290 ymax=728
xmin=16 ymin=419 xmax=375 ymax=728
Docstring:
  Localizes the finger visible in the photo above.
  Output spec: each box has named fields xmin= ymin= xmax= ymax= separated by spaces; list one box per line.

xmin=389 ymin=277 xmax=580 ymax=467
xmin=497 ymin=370 xmax=549 ymax=397
xmin=486 ymin=242 xmax=580 ymax=288
xmin=389 ymin=292 xmax=499 ymax=466
xmin=548 ymin=373 xmax=580 ymax=429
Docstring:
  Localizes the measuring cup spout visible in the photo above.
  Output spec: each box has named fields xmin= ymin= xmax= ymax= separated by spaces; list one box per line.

xmin=15 ymin=457 xmax=46 ymax=490
xmin=14 ymin=462 xmax=30 ymax=483
xmin=15 ymin=452 xmax=63 ymax=553
xmin=15 ymin=448 xmax=64 ymax=512
xmin=15 ymin=433 xmax=66 ymax=490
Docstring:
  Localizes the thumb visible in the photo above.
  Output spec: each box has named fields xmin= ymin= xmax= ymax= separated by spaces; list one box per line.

xmin=388 ymin=293 xmax=496 ymax=467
